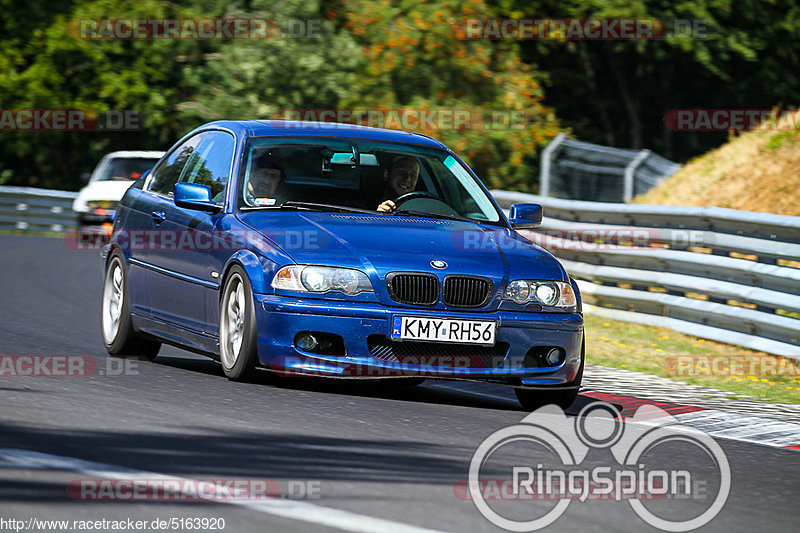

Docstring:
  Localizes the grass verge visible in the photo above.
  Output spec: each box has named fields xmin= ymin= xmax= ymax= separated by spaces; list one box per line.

xmin=584 ymin=314 xmax=800 ymax=404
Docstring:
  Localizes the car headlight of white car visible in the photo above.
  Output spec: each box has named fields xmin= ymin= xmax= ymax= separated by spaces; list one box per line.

xmin=503 ymin=280 xmax=576 ymax=308
xmin=272 ymin=265 xmax=374 ymax=295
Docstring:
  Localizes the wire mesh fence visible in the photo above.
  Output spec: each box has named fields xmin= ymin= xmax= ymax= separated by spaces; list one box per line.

xmin=540 ymin=133 xmax=681 ymax=202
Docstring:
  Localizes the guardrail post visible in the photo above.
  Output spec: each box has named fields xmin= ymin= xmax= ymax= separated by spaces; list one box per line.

xmin=539 ymin=133 xmax=567 ymax=197
xmin=623 ymin=149 xmax=650 ymax=202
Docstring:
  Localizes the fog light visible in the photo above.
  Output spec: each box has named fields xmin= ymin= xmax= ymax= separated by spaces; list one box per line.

xmin=545 ymin=348 xmax=563 ymax=366
xmin=296 ymin=333 xmax=318 ymax=351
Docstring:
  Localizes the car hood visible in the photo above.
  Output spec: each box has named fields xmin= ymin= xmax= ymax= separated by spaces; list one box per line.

xmin=235 ymin=211 xmax=566 ymax=282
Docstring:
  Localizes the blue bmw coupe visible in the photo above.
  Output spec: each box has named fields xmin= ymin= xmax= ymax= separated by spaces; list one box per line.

xmin=101 ymin=120 xmax=584 ymax=409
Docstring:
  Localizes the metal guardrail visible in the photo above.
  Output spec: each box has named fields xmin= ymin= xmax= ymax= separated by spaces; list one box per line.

xmin=540 ymin=134 xmax=682 ymax=202
xmin=1 ymin=185 xmax=797 ymax=356
xmin=0 ymin=186 xmax=77 ymax=233
xmin=493 ymin=190 xmax=800 ymax=357
xmin=503 ymin=192 xmax=800 ymax=243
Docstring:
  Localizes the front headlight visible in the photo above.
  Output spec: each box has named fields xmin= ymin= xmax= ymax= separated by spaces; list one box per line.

xmin=503 ymin=280 xmax=576 ymax=308
xmin=272 ymin=265 xmax=373 ymax=295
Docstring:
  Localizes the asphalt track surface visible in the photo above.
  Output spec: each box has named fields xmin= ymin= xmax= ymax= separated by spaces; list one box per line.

xmin=0 ymin=234 xmax=798 ymax=532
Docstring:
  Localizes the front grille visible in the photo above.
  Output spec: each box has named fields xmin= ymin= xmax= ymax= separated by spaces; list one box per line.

xmin=387 ymin=273 xmax=439 ymax=306
xmin=367 ymin=335 xmax=509 ymax=369
xmin=443 ymin=276 xmax=493 ymax=308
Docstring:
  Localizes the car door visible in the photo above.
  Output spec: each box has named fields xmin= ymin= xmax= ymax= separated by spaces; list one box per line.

xmin=138 ymin=132 xmax=205 ymax=321
xmin=147 ymin=130 xmax=236 ymax=334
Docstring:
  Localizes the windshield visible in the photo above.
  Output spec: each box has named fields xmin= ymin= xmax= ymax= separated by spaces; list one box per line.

xmin=238 ymin=137 xmax=501 ymax=223
xmin=96 ymin=157 xmax=160 ymax=181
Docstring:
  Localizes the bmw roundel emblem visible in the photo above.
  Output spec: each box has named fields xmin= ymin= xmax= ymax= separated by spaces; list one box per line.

xmin=430 ymin=260 xmax=447 ymax=269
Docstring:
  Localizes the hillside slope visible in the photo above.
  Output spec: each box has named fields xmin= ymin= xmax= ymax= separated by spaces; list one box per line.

xmin=634 ymin=123 xmax=800 ymax=216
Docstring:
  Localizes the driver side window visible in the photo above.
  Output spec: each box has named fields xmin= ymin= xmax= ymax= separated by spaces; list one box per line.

xmin=178 ymin=131 xmax=235 ymax=203
xmin=147 ymin=133 xmax=205 ymax=196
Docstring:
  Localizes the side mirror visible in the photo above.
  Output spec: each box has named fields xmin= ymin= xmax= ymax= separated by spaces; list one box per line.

xmin=174 ymin=182 xmax=221 ymax=212
xmin=81 ymin=172 xmax=91 ymax=182
xmin=508 ymin=203 xmax=543 ymax=229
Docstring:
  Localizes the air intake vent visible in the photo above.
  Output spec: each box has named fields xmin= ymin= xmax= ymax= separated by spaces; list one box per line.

xmin=386 ymin=273 xmax=439 ymax=306
xmin=367 ymin=335 xmax=509 ymax=369
xmin=442 ymin=276 xmax=493 ymax=308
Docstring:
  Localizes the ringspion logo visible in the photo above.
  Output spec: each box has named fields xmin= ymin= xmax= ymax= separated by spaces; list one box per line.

xmin=466 ymin=402 xmax=730 ymax=531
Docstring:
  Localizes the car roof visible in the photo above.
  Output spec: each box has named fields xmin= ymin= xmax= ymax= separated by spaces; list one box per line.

xmin=195 ymin=120 xmax=450 ymax=149
xmin=103 ymin=150 xmax=166 ymax=159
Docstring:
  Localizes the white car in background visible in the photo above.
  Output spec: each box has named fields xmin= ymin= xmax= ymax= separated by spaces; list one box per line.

xmin=73 ymin=150 xmax=164 ymax=233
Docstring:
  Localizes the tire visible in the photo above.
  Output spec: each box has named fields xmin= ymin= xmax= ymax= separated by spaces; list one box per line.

xmin=101 ymin=250 xmax=160 ymax=360
xmin=515 ymin=338 xmax=585 ymax=412
xmin=219 ymin=265 xmax=260 ymax=381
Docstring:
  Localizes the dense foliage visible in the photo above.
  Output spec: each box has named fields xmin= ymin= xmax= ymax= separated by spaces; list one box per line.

xmin=0 ymin=0 xmax=796 ymax=191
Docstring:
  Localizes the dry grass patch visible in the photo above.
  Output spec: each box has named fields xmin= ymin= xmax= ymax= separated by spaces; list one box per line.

xmin=634 ymin=112 xmax=800 ymax=216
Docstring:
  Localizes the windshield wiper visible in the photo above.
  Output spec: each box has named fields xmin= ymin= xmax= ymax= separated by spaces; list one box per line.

xmin=392 ymin=208 xmax=475 ymax=223
xmin=241 ymin=201 xmax=377 ymax=214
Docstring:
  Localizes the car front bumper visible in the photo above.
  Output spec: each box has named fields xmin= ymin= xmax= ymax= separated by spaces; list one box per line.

xmin=255 ymin=294 xmax=584 ymax=387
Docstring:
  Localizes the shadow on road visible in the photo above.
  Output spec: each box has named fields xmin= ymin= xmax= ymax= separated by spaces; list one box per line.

xmin=0 ymin=420 xmax=495 ymax=498
xmin=153 ymin=354 xmax=526 ymax=412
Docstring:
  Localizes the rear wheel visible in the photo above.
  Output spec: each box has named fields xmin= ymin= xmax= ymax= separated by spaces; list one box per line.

xmin=102 ymin=251 xmax=160 ymax=360
xmin=515 ymin=338 xmax=585 ymax=411
xmin=219 ymin=266 xmax=259 ymax=381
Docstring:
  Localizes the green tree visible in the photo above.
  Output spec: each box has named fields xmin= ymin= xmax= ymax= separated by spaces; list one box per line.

xmin=333 ymin=0 xmax=561 ymax=191
xmin=495 ymin=0 xmax=800 ymax=161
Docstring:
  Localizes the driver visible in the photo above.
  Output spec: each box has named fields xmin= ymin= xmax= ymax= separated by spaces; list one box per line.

xmin=247 ymin=150 xmax=284 ymax=206
xmin=376 ymin=155 xmax=420 ymax=212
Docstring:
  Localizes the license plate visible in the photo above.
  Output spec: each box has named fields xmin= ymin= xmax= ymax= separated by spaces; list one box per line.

xmin=390 ymin=316 xmax=496 ymax=345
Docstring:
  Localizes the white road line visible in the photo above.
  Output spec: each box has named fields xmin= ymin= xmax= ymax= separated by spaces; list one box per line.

xmin=0 ymin=448 xmax=448 ymax=533
xmin=430 ymin=383 xmax=800 ymax=450
xmin=673 ymin=411 xmax=800 ymax=448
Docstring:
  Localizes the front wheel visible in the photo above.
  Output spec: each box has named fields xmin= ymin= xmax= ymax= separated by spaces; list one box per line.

xmin=101 ymin=251 xmax=160 ymax=360
xmin=515 ymin=338 xmax=585 ymax=411
xmin=219 ymin=266 xmax=259 ymax=381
